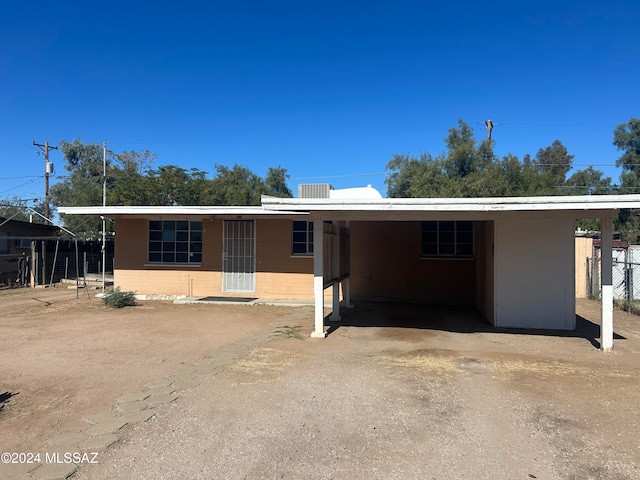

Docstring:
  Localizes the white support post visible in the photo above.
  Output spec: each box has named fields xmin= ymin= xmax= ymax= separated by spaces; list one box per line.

xmin=311 ymin=219 xmax=327 ymax=338
xmin=344 ymin=277 xmax=352 ymax=308
xmin=601 ymin=214 xmax=614 ymax=351
xmin=331 ymin=222 xmax=341 ymax=321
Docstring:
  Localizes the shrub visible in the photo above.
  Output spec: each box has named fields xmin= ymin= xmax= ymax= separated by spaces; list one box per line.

xmin=103 ymin=288 xmax=137 ymax=309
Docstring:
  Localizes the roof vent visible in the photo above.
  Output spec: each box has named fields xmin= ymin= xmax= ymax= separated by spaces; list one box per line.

xmin=298 ymin=184 xmax=333 ymax=198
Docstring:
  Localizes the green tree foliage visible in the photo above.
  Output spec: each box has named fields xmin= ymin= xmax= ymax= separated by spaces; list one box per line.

xmin=49 ymin=140 xmax=293 ymax=238
xmin=385 ymin=120 xmax=566 ymax=198
xmin=0 ymin=197 xmax=47 ymax=223
xmin=614 ymin=118 xmax=640 ymax=242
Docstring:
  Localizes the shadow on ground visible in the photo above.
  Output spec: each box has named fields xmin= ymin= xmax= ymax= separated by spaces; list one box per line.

xmin=325 ymin=302 xmax=624 ymax=349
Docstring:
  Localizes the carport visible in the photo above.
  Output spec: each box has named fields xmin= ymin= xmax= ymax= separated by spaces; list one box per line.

xmin=261 ymin=194 xmax=640 ymax=351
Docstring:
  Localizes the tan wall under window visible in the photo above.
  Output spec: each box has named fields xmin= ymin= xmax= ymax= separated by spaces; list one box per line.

xmin=113 ymin=218 xmax=315 ymax=298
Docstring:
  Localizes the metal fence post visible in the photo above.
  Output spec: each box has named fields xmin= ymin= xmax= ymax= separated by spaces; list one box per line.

xmin=630 ymin=262 xmax=634 ymax=314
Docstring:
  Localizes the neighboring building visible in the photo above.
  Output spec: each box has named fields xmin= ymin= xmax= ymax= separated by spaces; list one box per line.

xmin=60 ymin=186 xmax=640 ymax=349
xmin=0 ymin=217 xmax=60 ymax=284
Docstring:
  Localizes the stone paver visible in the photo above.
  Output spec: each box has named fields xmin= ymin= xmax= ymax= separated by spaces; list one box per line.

xmin=146 ymin=385 xmax=176 ymax=395
xmin=145 ymin=379 xmax=171 ymax=389
xmin=117 ymin=400 xmax=149 ymax=412
xmin=117 ymin=392 xmax=150 ymax=403
xmin=121 ymin=410 xmax=156 ymax=423
xmin=28 ymin=462 xmax=78 ymax=480
xmin=46 ymin=432 xmax=88 ymax=448
xmin=77 ymin=434 xmax=119 ymax=450
xmin=0 ymin=461 xmax=39 ymax=479
xmin=83 ymin=411 xmax=121 ymax=425
xmin=85 ymin=419 xmax=128 ymax=436
xmin=171 ymin=377 xmax=200 ymax=389
xmin=146 ymin=393 xmax=178 ymax=405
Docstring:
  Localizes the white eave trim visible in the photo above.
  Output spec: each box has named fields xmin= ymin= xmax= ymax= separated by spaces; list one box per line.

xmin=260 ymin=194 xmax=640 ymax=212
xmin=57 ymin=206 xmax=308 ymax=216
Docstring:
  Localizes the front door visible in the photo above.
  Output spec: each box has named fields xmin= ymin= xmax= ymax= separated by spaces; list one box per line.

xmin=222 ymin=220 xmax=256 ymax=293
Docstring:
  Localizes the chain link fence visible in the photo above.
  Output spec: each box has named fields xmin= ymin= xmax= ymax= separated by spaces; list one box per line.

xmin=587 ymin=247 xmax=640 ymax=315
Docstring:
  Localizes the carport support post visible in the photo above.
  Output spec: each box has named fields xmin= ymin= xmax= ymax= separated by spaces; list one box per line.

xmin=601 ymin=214 xmax=614 ymax=351
xmin=311 ymin=219 xmax=327 ymax=338
xmin=331 ymin=222 xmax=341 ymax=321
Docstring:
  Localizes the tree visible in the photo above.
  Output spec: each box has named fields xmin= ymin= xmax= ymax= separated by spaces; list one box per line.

xmin=49 ymin=140 xmax=108 ymax=238
xmin=0 ymin=197 xmax=47 ymax=223
xmin=614 ymin=118 xmax=640 ymax=242
xmin=264 ymin=166 xmax=293 ymax=198
xmin=532 ymin=140 xmax=574 ymax=186
xmin=565 ymin=167 xmax=613 ymax=195
xmin=210 ymin=164 xmax=267 ymax=205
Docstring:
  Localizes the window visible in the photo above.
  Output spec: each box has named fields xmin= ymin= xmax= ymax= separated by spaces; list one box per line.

xmin=421 ymin=221 xmax=473 ymax=257
xmin=0 ymin=232 xmax=9 ymax=254
xmin=148 ymin=220 xmax=202 ymax=264
xmin=292 ymin=221 xmax=314 ymax=256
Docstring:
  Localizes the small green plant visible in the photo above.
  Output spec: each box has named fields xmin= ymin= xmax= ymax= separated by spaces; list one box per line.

xmin=103 ymin=288 xmax=137 ymax=309
xmin=272 ymin=324 xmax=304 ymax=340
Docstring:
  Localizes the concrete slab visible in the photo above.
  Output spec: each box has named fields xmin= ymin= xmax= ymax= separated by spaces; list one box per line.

xmin=170 ymin=377 xmax=200 ymax=390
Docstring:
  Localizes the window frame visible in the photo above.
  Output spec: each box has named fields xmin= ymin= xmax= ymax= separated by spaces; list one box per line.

xmin=421 ymin=221 xmax=474 ymax=258
xmin=147 ymin=220 xmax=203 ymax=265
xmin=0 ymin=231 xmax=9 ymax=254
xmin=291 ymin=220 xmax=314 ymax=257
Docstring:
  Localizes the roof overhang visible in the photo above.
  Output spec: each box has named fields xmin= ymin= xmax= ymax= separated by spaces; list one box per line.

xmin=58 ymin=194 xmax=640 ymax=222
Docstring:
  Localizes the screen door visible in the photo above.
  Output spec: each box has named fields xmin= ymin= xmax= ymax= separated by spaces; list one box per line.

xmin=222 ymin=220 xmax=256 ymax=292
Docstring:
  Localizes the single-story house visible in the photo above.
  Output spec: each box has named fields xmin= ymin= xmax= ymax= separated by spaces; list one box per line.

xmin=59 ymin=185 xmax=640 ymax=350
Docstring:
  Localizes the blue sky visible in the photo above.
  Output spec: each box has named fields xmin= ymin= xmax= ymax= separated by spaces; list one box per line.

xmin=1 ymin=0 xmax=638 ymax=203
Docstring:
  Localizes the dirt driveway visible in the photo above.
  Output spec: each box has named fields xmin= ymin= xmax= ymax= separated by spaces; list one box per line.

xmin=1 ymin=287 xmax=639 ymax=479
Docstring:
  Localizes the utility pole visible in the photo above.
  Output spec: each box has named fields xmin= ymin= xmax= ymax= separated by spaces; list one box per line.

xmin=33 ymin=141 xmax=58 ymax=224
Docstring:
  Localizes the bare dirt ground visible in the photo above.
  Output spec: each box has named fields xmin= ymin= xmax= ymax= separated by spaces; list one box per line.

xmin=1 ymin=287 xmax=640 ymax=479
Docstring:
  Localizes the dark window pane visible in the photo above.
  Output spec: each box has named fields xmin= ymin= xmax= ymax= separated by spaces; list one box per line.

xmin=293 ymin=232 xmax=307 ymax=243
xmin=191 ymin=221 xmax=202 ymax=231
xmin=163 ymin=253 xmax=175 ymax=262
xmin=163 ymin=221 xmax=176 ymax=231
xmin=458 ymin=232 xmax=473 ymax=244
xmin=292 ymin=243 xmax=307 ymax=254
xmin=422 ymin=221 xmax=437 ymax=232
xmin=176 ymin=221 xmax=189 ymax=230
xmin=191 ymin=253 xmax=202 ymax=263
xmin=176 ymin=242 xmax=188 ymax=252
xmin=191 ymin=242 xmax=202 ymax=253
xmin=176 ymin=253 xmax=188 ymax=263
xmin=440 ymin=243 xmax=455 ymax=255
xmin=163 ymin=241 xmax=175 ymax=252
xmin=162 ymin=230 xmax=176 ymax=241
xmin=422 ymin=244 xmax=437 ymax=256
xmin=191 ymin=231 xmax=202 ymax=241
xmin=457 ymin=244 xmax=473 ymax=256
xmin=458 ymin=221 xmax=473 ymax=232
xmin=292 ymin=220 xmax=306 ymax=231
xmin=423 ymin=232 xmax=437 ymax=243
xmin=149 ymin=252 xmax=161 ymax=262
xmin=176 ymin=231 xmax=188 ymax=241
xmin=440 ymin=231 xmax=454 ymax=243
xmin=440 ymin=221 xmax=455 ymax=231
xmin=149 ymin=231 xmax=162 ymax=241
xmin=149 ymin=241 xmax=161 ymax=252
xmin=149 ymin=220 xmax=162 ymax=230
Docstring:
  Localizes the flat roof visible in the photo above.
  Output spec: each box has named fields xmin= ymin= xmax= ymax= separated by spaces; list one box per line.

xmin=58 ymin=194 xmax=640 ymax=221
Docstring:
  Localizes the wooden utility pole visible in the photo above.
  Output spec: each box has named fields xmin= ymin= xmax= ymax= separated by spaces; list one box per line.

xmin=33 ymin=141 xmax=58 ymax=224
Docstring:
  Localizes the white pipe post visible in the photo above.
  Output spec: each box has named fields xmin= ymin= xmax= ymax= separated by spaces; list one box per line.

xmin=600 ymin=214 xmax=614 ymax=351
xmin=311 ymin=219 xmax=326 ymax=338
xmin=102 ymin=141 xmax=107 ymax=294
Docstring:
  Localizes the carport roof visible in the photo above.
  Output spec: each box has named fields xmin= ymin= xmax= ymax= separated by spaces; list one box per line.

xmin=58 ymin=194 xmax=640 ymax=219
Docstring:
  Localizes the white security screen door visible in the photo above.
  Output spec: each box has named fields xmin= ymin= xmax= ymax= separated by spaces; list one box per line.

xmin=222 ymin=220 xmax=256 ymax=292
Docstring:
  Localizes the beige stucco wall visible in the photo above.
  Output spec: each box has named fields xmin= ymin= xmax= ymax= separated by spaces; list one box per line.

xmin=574 ymin=237 xmax=593 ymax=298
xmin=113 ymin=218 xmax=315 ymax=298
xmin=349 ymin=221 xmax=476 ymax=305
xmin=494 ymin=217 xmax=575 ymax=329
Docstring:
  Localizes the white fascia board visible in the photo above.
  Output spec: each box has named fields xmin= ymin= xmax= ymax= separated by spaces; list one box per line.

xmin=57 ymin=206 xmax=308 ymax=217
xmin=260 ymin=194 xmax=640 ymax=212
